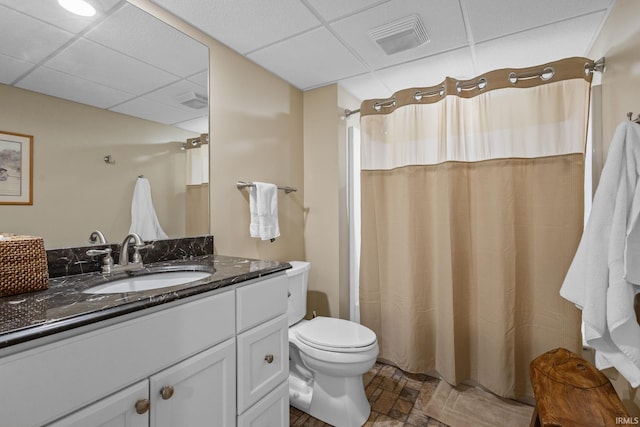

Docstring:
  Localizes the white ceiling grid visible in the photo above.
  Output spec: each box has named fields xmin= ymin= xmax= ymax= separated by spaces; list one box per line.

xmin=0 ymin=0 xmax=615 ymax=129
xmin=0 ymin=0 xmax=208 ymax=132
xmin=151 ymin=0 xmax=614 ymax=100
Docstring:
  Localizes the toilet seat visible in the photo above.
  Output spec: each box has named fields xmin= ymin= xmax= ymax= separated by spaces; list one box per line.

xmin=295 ymin=316 xmax=377 ymax=353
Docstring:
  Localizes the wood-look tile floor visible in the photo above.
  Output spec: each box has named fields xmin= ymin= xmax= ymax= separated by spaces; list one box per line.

xmin=289 ymin=362 xmax=451 ymax=426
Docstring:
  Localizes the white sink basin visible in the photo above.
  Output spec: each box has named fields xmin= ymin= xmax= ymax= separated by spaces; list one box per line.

xmin=84 ymin=271 xmax=212 ymax=294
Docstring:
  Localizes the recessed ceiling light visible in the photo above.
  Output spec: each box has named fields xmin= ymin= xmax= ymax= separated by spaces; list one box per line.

xmin=58 ymin=0 xmax=96 ymax=17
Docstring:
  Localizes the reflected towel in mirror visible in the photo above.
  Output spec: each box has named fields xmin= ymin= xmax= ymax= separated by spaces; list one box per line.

xmin=129 ymin=177 xmax=168 ymax=241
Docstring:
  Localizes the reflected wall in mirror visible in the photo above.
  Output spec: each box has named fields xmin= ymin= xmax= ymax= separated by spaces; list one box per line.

xmin=0 ymin=0 xmax=209 ymax=248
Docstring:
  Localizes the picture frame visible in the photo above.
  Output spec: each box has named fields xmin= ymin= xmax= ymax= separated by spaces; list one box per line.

xmin=0 ymin=131 xmax=33 ymax=205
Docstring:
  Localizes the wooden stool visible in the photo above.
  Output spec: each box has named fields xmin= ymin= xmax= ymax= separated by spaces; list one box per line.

xmin=529 ymin=348 xmax=629 ymax=427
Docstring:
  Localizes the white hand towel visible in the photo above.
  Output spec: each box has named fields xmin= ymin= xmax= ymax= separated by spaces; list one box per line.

xmin=249 ymin=182 xmax=280 ymax=241
xmin=129 ymin=177 xmax=168 ymax=241
xmin=560 ymin=121 xmax=640 ymax=387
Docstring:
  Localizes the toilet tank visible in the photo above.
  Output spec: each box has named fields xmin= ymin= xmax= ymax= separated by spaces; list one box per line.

xmin=286 ymin=261 xmax=311 ymax=327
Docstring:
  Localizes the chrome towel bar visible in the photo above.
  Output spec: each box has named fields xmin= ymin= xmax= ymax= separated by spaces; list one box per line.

xmin=236 ymin=181 xmax=297 ymax=194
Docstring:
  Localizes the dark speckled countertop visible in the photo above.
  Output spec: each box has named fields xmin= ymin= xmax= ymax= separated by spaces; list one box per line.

xmin=0 ymin=254 xmax=290 ymax=349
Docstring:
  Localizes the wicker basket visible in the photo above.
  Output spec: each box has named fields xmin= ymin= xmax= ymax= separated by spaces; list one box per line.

xmin=0 ymin=234 xmax=49 ymax=297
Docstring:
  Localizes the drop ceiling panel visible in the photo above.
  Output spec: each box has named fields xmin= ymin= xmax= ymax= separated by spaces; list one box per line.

xmin=339 ymin=73 xmax=393 ymax=102
xmin=248 ymin=27 xmax=368 ymax=89
xmin=187 ymin=70 xmax=208 ymax=88
xmin=85 ymin=4 xmax=209 ymax=78
xmin=464 ymin=0 xmax=611 ymax=43
xmin=375 ymin=47 xmax=475 ymax=94
xmin=111 ymin=97 xmax=203 ymax=125
xmin=330 ymin=0 xmax=469 ymax=70
xmin=174 ymin=116 xmax=208 ymax=133
xmin=144 ymin=80 xmax=208 ymax=113
xmin=16 ymin=66 xmax=133 ymax=109
xmin=44 ymin=38 xmax=178 ymax=95
xmin=474 ymin=12 xmax=606 ymax=74
xmin=0 ymin=54 xmax=33 ymax=85
xmin=174 ymin=116 xmax=209 ymax=133
xmin=305 ymin=0 xmax=391 ymax=21
xmin=0 ymin=0 xmax=121 ymax=33
xmin=0 ymin=5 xmax=73 ymax=63
xmin=148 ymin=0 xmax=320 ymax=54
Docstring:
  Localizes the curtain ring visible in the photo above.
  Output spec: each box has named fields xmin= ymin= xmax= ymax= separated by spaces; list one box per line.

xmin=540 ymin=67 xmax=554 ymax=81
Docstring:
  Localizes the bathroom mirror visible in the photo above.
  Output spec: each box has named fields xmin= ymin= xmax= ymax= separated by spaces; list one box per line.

xmin=0 ymin=0 xmax=209 ymax=248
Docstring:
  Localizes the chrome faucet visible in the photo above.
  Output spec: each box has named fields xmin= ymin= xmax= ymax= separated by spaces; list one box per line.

xmin=88 ymin=230 xmax=107 ymax=245
xmin=117 ymin=233 xmax=146 ymax=271
xmin=86 ymin=232 xmax=146 ymax=274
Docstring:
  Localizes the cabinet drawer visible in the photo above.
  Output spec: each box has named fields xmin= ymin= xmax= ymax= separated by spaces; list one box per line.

xmin=237 ymin=380 xmax=289 ymax=427
xmin=236 ymin=273 xmax=287 ymax=333
xmin=237 ymin=314 xmax=288 ymax=414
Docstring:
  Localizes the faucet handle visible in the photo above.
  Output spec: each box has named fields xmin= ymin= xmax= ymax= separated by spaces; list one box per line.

xmin=86 ymin=247 xmax=112 ymax=257
xmin=132 ymin=244 xmax=151 ymax=264
xmin=86 ymin=247 xmax=114 ymax=273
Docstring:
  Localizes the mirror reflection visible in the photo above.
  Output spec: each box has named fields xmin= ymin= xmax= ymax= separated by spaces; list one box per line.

xmin=0 ymin=0 xmax=209 ymax=248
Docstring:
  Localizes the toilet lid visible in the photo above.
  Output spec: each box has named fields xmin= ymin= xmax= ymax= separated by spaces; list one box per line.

xmin=295 ymin=317 xmax=377 ymax=350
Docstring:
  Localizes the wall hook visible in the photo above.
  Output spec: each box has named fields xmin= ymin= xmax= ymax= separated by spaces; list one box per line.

xmin=104 ymin=155 xmax=116 ymax=165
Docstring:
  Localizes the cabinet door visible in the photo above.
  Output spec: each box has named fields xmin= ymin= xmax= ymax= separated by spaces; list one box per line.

xmin=46 ymin=380 xmax=149 ymax=427
xmin=150 ymin=338 xmax=236 ymax=427
xmin=237 ymin=314 xmax=288 ymax=414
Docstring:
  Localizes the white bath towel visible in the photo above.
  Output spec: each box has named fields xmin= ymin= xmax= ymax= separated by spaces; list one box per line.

xmin=249 ymin=182 xmax=280 ymax=241
xmin=560 ymin=121 xmax=640 ymax=387
xmin=129 ymin=177 xmax=168 ymax=241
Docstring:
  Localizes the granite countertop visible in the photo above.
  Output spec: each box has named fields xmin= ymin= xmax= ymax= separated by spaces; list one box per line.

xmin=0 ymin=254 xmax=290 ymax=349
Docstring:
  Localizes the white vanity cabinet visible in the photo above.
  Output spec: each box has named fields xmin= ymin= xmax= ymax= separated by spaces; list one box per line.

xmin=47 ymin=338 xmax=236 ymax=427
xmin=0 ymin=271 xmax=289 ymax=427
xmin=235 ymin=274 xmax=290 ymax=426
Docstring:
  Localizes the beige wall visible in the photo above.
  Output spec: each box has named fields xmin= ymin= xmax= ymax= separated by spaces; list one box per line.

xmin=0 ymin=84 xmax=195 ymax=248
xmin=303 ymin=86 xmax=340 ymax=318
xmin=208 ymin=39 xmax=305 ymax=262
xmin=131 ymin=0 xmax=305 ymax=263
xmin=302 ymin=84 xmax=360 ymax=319
xmin=588 ymin=0 xmax=640 ymax=416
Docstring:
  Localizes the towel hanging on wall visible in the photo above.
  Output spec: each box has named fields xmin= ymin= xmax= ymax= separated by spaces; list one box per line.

xmin=129 ymin=177 xmax=168 ymax=241
xmin=560 ymin=121 xmax=640 ymax=387
xmin=249 ymin=182 xmax=280 ymax=241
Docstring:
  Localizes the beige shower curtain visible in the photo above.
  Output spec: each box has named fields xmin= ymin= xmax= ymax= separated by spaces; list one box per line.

xmin=359 ymin=57 xmax=594 ymax=400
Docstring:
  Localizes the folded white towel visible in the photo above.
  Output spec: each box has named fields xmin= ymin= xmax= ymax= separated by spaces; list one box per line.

xmin=560 ymin=121 xmax=640 ymax=387
xmin=249 ymin=182 xmax=280 ymax=241
xmin=129 ymin=177 xmax=168 ymax=241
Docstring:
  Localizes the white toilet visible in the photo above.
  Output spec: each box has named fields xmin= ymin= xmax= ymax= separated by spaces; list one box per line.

xmin=286 ymin=261 xmax=379 ymax=427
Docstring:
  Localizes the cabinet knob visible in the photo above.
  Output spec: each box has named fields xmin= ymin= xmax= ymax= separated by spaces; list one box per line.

xmin=135 ymin=399 xmax=150 ymax=414
xmin=264 ymin=354 xmax=274 ymax=364
xmin=160 ymin=385 xmax=175 ymax=400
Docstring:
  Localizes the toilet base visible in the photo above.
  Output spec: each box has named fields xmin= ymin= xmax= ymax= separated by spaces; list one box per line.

xmin=289 ymin=371 xmax=371 ymax=427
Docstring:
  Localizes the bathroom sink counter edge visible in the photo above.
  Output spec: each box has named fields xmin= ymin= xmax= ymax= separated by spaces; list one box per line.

xmin=0 ymin=254 xmax=291 ymax=350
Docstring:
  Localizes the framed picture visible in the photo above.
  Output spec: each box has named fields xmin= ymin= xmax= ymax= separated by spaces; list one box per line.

xmin=0 ymin=131 xmax=33 ymax=205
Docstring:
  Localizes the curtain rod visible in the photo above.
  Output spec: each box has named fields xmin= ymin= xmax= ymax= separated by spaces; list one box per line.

xmin=346 ymin=57 xmax=605 ymax=118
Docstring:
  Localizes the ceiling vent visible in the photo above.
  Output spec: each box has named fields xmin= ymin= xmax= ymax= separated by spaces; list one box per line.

xmin=177 ymin=92 xmax=208 ymax=109
xmin=368 ymin=15 xmax=429 ymax=55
